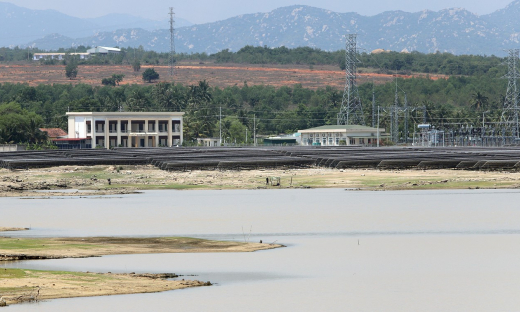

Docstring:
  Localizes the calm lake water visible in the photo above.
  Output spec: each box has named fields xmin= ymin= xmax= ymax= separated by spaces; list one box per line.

xmin=2 ymin=189 xmax=520 ymax=311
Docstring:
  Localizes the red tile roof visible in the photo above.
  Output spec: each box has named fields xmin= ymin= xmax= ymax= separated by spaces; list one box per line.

xmin=39 ymin=128 xmax=68 ymax=138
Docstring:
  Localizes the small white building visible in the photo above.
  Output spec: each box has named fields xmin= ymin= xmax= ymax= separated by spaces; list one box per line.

xmin=197 ymin=138 xmax=220 ymax=147
xmin=86 ymin=46 xmax=122 ymax=54
xmin=298 ymin=125 xmax=386 ymax=146
xmin=66 ymin=112 xmax=184 ymax=149
xmin=33 ymin=53 xmax=89 ymax=61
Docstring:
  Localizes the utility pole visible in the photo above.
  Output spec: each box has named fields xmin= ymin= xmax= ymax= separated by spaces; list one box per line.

xmin=169 ymin=7 xmax=175 ymax=79
xmin=219 ymin=106 xmax=222 ymax=146
xmin=253 ymin=114 xmax=256 ymax=147
xmin=371 ymin=81 xmax=376 ymax=128
xmin=377 ymin=106 xmax=380 ymax=147
xmin=404 ymin=92 xmax=409 ymax=144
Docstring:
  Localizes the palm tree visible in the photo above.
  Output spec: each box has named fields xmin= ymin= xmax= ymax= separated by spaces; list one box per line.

xmin=471 ymin=92 xmax=489 ymax=111
xmin=25 ymin=118 xmax=47 ymax=144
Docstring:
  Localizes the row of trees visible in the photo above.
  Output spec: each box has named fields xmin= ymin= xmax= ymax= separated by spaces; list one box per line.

xmin=0 ymin=69 xmax=513 ymax=144
xmin=0 ymin=45 xmax=509 ymax=78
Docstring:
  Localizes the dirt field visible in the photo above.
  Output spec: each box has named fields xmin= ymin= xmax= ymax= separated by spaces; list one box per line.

xmin=1 ymin=165 xmax=520 ymax=198
xmin=0 ymin=61 xmax=447 ymax=89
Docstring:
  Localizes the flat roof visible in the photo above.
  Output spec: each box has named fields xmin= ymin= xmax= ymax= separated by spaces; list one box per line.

xmin=300 ymin=125 xmax=382 ymax=132
xmin=53 ymin=138 xmax=86 ymax=142
xmin=34 ymin=53 xmax=89 ymax=55
xmin=67 ymin=112 xmax=185 ymax=116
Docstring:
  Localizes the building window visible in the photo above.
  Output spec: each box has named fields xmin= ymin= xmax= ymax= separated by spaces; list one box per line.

xmin=322 ymin=138 xmax=326 ymax=145
xmin=329 ymin=138 xmax=333 ymax=145
xmin=336 ymin=138 xmax=339 ymax=145
xmin=349 ymin=138 xmax=355 ymax=145
xmin=359 ymin=138 xmax=365 ymax=144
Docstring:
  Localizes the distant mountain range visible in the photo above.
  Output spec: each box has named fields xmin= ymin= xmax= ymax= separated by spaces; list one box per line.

xmin=3 ymin=1 xmax=520 ymax=55
xmin=0 ymin=2 xmax=191 ymax=47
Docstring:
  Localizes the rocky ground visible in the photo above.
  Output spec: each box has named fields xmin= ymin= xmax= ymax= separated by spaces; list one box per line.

xmin=2 ymin=165 xmax=520 ymax=197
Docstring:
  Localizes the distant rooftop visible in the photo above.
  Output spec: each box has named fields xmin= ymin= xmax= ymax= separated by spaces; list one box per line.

xmin=302 ymin=125 xmax=380 ymax=131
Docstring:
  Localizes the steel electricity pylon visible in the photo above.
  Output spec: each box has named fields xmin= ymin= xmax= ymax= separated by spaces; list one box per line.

xmin=337 ymin=34 xmax=365 ymax=126
xmin=501 ymin=49 xmax=520 ymax=140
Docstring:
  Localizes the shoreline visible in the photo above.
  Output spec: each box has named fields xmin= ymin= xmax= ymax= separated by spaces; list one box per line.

xmin=0 ymin=269 xmax=211 ymax=306
xmin=2 ymin=166 xmax=520 ymax=197
xmin=0 ymin=236 xmax=282 ymax=306
xmin=0 ymin=236 xmax=282 ymax=261
xmin=0 ymin=227 xmax=29 ymax=232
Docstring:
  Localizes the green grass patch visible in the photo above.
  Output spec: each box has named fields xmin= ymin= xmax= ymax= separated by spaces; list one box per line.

xmin=0 ymin=286 xmax=34 ymax=293
xmin=0 ymin=238 xmax=98 ymax=251
xmin=0 ymin=268 xmax=29 ymax=279
xmin=95 ymin=183 xmax=207 ymax=190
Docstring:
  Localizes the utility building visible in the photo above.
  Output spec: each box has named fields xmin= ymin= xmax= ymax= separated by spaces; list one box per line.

xmin=299 ymin=125 xmax=386 ymax=146
xmin=66 ymin=112 xmax=184 ymax=149
xmin=86 ymin=46 xmax=122 ymax=54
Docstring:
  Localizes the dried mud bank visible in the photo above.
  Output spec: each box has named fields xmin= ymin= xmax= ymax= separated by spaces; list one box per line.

xmin=0 ymin=236 xmax=282 ymax=261
xmin=2 ymin=166 xmax=520 ymax=196
xmin=0 ymin=269 xmax=211 ymax=306
xmin=0 ymin=237 xmax=281 ymax=306
xmin=0 ymin=228 xmax=28 ymax=232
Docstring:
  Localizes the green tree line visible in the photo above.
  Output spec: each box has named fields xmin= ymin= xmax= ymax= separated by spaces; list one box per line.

xmin=0 ymin=45 xmax=507 ymax=77
xmin=0 ymin=68 xmax=513 ymax=145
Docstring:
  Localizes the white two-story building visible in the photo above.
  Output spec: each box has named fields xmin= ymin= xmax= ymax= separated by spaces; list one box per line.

xmin=66 ymin=112 xmax=184 ymax=149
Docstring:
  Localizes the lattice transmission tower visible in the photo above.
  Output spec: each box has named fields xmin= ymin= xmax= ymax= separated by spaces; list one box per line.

xmin=387 ymin=78 xmax=410 ymax=143
xmin=337 ymin=34 xmax=365 ymax=125
xmin=169 ymin=8 xmax=176 ymax=78
xmin=501 ymin=49 xmax=520 ymax=140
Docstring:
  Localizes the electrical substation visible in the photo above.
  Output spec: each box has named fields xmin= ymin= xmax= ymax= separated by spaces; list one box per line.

xmin=337 ymin=34 xmax=520 ymax=147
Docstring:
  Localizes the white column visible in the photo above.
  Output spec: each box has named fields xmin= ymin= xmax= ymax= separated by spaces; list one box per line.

xmin=91 ymin=118 xmax=96 ymax=149
xmin=144 ymin=119 xmax=149 ymax=147
xmin=105 ymin=118 xmax=109 ymax=150
xmin=180 ymin=118 xmax=183 ymax=146
xmin=128 ymin=120 xmax=132 ymax=147
xmin=168 ymin=119 xmax=173 ymax=147
xmin=155 ymin=119 xmax=159 ymax=147
xmin=117 ymin=119 xmax=121 ymax=147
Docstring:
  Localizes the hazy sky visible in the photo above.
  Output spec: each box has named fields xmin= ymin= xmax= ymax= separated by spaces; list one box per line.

xmin=4 ymin=0 xmax=515 ymax=24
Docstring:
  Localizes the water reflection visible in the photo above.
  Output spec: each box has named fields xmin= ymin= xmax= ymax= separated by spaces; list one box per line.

xmin=2 ymin=189 xmax=520 ymax=311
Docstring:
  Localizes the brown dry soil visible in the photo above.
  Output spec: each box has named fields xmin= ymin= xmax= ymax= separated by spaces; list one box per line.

xmin=0 ymin=237 xmax=281 ymax=306
xmin=0 ymin=269 xmax=210 ymax=306
xmin=0 ymin=61 xmax=448 ymax=90
xmin=1 ymin=165 xmax=520 ymax=197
